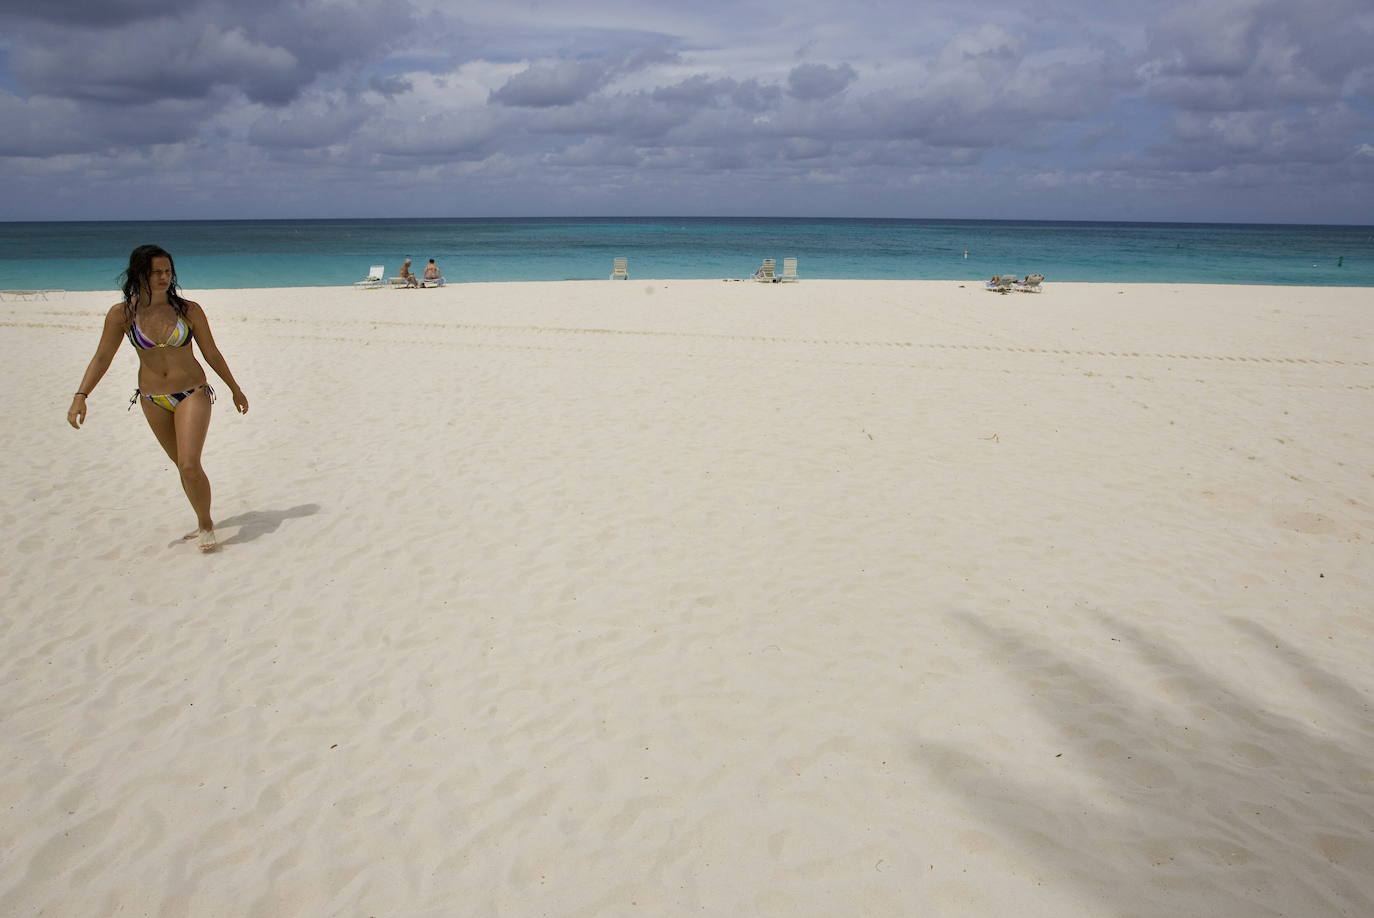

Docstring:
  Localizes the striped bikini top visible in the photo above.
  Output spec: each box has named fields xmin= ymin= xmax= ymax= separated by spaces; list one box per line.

xmin=127 ymin=314 xmax=192 ymax=349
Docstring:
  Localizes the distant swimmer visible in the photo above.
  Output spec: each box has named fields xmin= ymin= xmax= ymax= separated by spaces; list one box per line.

xmin=963 ymin=251 xmax=969 ymax=258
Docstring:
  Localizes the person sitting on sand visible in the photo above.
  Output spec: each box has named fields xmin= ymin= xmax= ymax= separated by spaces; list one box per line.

xmin=399 ymin=258 xmax=418 ymax=288
xmin=67 ymin=244 xmax=249 ymax=553
xmin=422 ymin=258 xmax=445 ymax=287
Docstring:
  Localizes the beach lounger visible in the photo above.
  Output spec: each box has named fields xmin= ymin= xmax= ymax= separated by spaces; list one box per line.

xmin=753 ymin=258 xmax=776 ymax=282
xmin=354 ymin=265 xmax=385 ymax=289
xmin=984 ymin=275 xmax=1016 ymax=293
xmin=779 ymin=258 xmax=799 ymax=282
xmin=1014 ymin=273 xmax=1044 ymax=293
xmin=610 ymin=257 xmax=629 ymax=280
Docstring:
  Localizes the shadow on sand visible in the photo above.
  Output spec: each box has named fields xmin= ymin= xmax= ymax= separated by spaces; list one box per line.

xmin=913 ymin=609 xmax=1374 ymax=915
xmin=215 ymin=503 xmax=321 ymax=546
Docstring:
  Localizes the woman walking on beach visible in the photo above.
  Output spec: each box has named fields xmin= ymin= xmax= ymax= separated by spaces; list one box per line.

xmin=67 ymin=244 xmax=249 ymax=552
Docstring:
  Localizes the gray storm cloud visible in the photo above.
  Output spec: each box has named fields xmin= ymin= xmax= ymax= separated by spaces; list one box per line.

xmin=0 ymin=0 xmax=1370 ymax=221
xmin=786 ymin=63 xmax=857 ymax=101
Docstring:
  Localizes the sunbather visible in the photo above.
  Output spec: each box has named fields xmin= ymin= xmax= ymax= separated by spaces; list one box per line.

xmin=422 ymin=259 xmax=445 ymax=287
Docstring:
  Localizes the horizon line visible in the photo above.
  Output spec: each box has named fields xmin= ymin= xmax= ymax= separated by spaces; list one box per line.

xmin=4 ymin=215 xmax=1373 ymax=229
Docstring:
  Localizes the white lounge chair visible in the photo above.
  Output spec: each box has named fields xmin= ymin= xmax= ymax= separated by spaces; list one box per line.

xmin=354 ymin=265 xmax=385 ymax=289
xmin=984 ymin=274 xmax=1015 ymax=293
xmin=779 ymin=258 xmax=799 ymax=282
xmin=752 ymin=258 xmax=776 ymax=282
xmin=1014 ymin=274 xmax=1044 ymax=293
xmin=610 ymin=257 xmax=629 ymax=280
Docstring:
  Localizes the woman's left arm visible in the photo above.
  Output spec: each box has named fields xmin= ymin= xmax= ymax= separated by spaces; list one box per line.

xmin=188 ymin=301 xmax=249 ymax=414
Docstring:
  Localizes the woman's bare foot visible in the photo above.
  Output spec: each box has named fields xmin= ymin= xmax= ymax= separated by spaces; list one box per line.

xmin=196 ymin=529 xmax=218 ymax=553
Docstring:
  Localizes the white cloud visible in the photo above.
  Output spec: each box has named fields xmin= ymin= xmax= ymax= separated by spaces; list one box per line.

xmin=1140 ymin=0 xmax=1372 ymax=111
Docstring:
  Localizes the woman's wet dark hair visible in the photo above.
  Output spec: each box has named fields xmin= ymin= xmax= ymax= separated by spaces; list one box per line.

xmin=120 ymin=244 xmax=188 ymax=316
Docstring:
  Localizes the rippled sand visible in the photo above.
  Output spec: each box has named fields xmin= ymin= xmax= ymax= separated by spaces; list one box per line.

xmin=3 ymin=279 xmax=1372 ymax=916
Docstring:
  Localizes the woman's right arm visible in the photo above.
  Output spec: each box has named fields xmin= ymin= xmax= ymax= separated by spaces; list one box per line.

xmin=68 ymin=306 xmax=127 ymax=429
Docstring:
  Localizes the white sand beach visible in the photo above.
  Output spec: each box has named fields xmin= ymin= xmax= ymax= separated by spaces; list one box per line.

xmin=3 ymin=279 xmax=1372 ymax=916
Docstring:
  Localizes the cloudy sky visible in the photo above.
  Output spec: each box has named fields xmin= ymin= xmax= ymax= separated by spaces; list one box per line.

xmin=1 ymin=0 xmax=1372 ymax=222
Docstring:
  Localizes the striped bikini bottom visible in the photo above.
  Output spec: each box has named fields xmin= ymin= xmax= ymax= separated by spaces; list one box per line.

xmin=129 ymin=384 xmax=215 ymax=413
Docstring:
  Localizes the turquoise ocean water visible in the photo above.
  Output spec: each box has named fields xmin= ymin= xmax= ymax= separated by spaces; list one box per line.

xmin=0 ymin=217 xmax=1370 ymax=291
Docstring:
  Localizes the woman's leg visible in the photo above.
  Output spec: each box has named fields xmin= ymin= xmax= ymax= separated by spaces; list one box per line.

xmin=141 ymin=396 xmax=205 ymax=544
xmin=171 ymin=388 xmax=215 ymax=536
xmin=140 ymin=395 xmax=181 ymax=464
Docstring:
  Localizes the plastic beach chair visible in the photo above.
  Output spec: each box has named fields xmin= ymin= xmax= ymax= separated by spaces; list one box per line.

xmin=354 ymin=265 xmax=385 ymax=289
